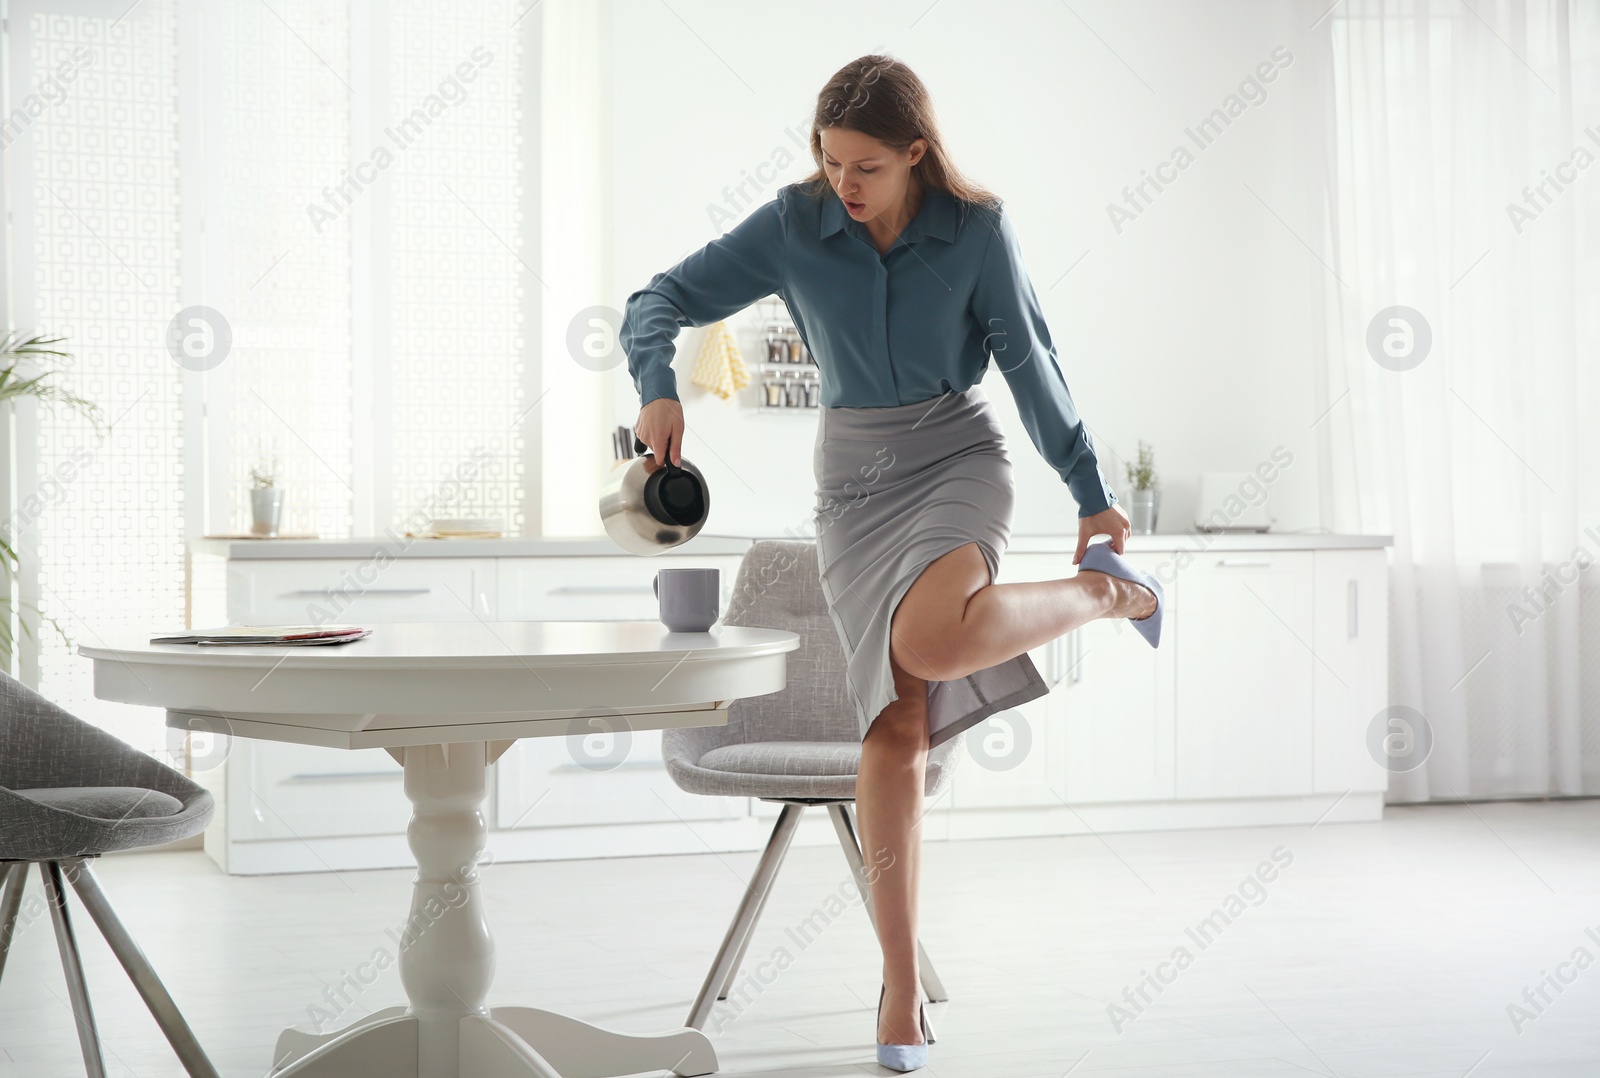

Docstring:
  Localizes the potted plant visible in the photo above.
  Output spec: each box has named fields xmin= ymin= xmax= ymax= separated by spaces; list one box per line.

xmin=249 ymin=458 xmax=283 ymax=537
xmin=1123 ymin=440 xmax=1160 ymax=535
xmin=0 ymin=332 xmax=104 ymax=660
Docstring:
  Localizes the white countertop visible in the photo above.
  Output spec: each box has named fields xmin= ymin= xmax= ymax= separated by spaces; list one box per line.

xmin=190 ymin=530 xmax=1392 ymax=560
xmin=1010 ymin=531 xmax=1392 ymax=552
xmin=188 ymin=533 xmax=764 ymax=559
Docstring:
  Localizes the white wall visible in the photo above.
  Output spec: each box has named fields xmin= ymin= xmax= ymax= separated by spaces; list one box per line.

xmin=602 ymin=0 xmax=1330 ymax=541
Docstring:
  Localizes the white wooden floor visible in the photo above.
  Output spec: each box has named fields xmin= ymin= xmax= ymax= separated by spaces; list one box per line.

xmin=2 ymin=800 xmax=1599 ymax=1077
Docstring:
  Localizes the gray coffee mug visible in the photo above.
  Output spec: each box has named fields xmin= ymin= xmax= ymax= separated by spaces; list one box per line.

xmin=653 ymin=567 xmax=720 ymax=632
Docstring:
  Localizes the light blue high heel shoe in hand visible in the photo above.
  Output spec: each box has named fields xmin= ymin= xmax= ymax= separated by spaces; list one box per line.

xmin=876 ymin=984 xmax=934 ymax=1071
xmin=1078 ymin=539 xmax=1165 ymax=647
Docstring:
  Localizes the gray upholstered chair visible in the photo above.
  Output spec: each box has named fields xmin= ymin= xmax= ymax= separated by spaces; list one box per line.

xmin=0 ymin=669 xmax=219 ymax=1078
xmin=663 ymin=538 xmax=961 ymax=1031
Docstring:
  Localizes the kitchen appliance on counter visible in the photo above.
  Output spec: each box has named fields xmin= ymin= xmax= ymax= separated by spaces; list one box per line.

xmin=1195 ymin=471 xmax=1275 ymax=532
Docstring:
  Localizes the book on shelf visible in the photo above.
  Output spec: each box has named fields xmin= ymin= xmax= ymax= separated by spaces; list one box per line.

xmin=150 ymin=625 xmax=372 ymax=647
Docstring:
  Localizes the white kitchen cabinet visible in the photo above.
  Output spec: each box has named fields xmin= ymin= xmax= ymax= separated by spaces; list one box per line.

xmin=1312 ymin=548 xmax=1391 ymax=794
xmin=947 ymin=542 xmax=1385 ymax=831
xmin=188 ymin=533 xmax=1391 ymax=873
xmin=1174 ymin=551 xmax=1316 ymax=798
xmin=1056 ymin=555 xmax=1177 ymax=804
xmin=491 ymin=552 xmax=749 ymax=833
xmin=227 ymin=557 xmax=498 ymax=624
xmin=946 ymin=551 xmax=1070 ymax=810
xmin=217 ymin=557 xmax=498 ymax=849
xmin=229 ymin=741 xmax=409 ymax=841
xmin=946 ymin=650 xmax=1062 ymax=810
xmin=952 ymin=549 xmax=1175 ymax=809
xmin=192 ymin=537 xmax=759 ymax=872
xmin=496 ymin=554 xmax=744 ymax=621
xmin=495 ymin=728 xmax=745 ymax=830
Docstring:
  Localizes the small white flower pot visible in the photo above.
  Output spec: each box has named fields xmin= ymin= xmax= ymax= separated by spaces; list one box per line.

xmin=250 ymin=488 xmax=283 ymax=537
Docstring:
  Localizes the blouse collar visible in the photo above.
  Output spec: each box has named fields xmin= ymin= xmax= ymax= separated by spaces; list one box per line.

xmin=819 ymin=184 xmax=961 ymax=246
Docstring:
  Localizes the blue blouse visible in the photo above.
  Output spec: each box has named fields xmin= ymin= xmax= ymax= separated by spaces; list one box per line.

xmin=620 ymin=181 xmax=1118 ymax=517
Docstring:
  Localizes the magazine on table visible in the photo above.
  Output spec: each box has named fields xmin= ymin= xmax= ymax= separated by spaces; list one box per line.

xmin=150 ymin=625 xmax=372 ymax=647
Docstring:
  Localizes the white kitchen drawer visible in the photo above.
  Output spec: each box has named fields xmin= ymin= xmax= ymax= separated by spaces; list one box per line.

xmin=227 ymin=558 xmax=498 ymax=624
xmin=496 ymin=555 xmax=747 ymax=621
xmin=228 ymin=741 xmax=410 ymax=841
xmin=496 ymin=727 xmax=746 ymax=829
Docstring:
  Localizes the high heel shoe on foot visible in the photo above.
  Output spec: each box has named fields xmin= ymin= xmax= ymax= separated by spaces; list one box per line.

xmin=1078 ymin=539 xmax=1165 ymax=648
xmin=876 ymin=984 xmax=934 ymax=1072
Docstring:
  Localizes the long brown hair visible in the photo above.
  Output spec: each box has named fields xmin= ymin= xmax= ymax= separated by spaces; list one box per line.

xmin=802 ymin=54 xmax=999 ymax=210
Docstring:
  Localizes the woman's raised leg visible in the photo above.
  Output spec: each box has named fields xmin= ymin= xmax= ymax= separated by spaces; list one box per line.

xmin=856 ymin=651 xmax=931 ymax=1049
xmin=892 ymin=542 xmax=1155 ymax=683
xmin=859 ymin=541 xmax=1154 ymax=1046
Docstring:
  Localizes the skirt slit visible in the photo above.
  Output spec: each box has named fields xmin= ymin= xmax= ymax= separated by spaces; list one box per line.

xmin=811 ymin=384 xmax=1050 ymax=748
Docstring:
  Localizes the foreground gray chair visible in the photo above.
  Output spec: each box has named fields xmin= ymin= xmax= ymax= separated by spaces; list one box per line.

xmin=663 ymin=538 xmax=962 ymax=1031
xmin=0 ymin=669 xmax=218 ymax=1078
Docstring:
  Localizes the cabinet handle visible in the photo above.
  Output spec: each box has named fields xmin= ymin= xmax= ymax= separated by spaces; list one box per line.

xmin=1347 ymin=579 xmax=1359 ymax=638
xmin=548 ymin=585 xmax=655 ymax=594
xmin=283 ymin=588 xmax=432 ymax=597
xmin=552 ymin=759 xmax=664 ymax=773
xmin=1055 ymin=630 xmax=1084 ymax=686
xmin=285 ymin=770 xmax=404 ymax=783
xmin=1216 ymin=558 xmax=1272 ymax=568
xmin=1046 ymin=636 xmax=1069 ymax=688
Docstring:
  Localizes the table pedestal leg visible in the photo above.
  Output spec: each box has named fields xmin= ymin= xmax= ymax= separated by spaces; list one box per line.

xmin=400 ymin=742 xmax=495 ymax=1076
xmin=268 ymin=741 xmax=718 ymax=1078
xmin=272 ymin=1006 xmax=409 ymax=1070
xmin=270 ymin=1013 xmax=419 ymax=1076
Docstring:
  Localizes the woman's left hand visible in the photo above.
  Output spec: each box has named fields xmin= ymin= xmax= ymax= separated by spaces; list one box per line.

xmin=1074 ymin=504 xmax=1133 ymax=564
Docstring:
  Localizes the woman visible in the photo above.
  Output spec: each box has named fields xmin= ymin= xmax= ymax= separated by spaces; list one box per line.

xmin=622 ymin=54 xmax=1163 ymax=1071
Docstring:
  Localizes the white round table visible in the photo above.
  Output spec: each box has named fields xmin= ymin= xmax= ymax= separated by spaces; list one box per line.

xmin=80 ymin=620 xmax=799 ymax=1078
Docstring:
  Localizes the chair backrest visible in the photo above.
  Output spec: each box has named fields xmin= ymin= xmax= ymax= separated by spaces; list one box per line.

xmin=0 ymin=669 xmax=201 ymax=801
xmin=711 ymin=538 xmax=859 ymax=746
xmin=0 ymin=670 xmax=215 ymax=861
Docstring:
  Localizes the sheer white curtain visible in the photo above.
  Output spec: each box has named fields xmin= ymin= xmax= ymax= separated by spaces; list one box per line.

xmin=1314 ymin=0 xmax=1600 ymax=800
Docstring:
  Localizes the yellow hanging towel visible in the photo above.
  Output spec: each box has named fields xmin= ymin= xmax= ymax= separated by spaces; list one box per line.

xmin=690 ymin=320 xmax=751 ymax=401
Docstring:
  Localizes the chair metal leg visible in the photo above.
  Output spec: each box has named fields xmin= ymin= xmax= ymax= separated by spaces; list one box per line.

xmin=62 ymin=859 xmax=221 ymax=1078
xmin=0 ymin=862 xmax=28 ymax=985
xmin=686 ymin=802 xmax=804 ymax=1031
xmin=830 ymin=803 xmax=949 ymax=1005
xmin=715 ymin=805 xmax=794 ymax=1002
xmin=40 ymin=861 xmax=108 ymax=1078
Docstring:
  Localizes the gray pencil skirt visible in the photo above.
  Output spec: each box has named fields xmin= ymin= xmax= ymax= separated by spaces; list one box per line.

xmin=811 ymin=383 xmax=1050 ymax=748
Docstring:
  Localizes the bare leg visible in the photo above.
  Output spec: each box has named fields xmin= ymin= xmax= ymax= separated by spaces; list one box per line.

xmin=860 ymin=541 xmax=1155 ymax=1045
xmin=855 ymin=652 xmax=930 ymax=1048
xmin=892 ymin=542 xmax=1156 ymax=683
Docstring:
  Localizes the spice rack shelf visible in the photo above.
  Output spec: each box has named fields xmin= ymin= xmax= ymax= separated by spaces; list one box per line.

xmin=755 ymin=298 xmax=820 ymax=411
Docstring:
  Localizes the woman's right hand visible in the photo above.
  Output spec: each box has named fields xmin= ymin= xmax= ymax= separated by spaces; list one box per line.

xmin=635 ymin=397 xmax=685 ymax=468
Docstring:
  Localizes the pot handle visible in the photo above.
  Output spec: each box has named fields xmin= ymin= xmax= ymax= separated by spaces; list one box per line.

xmin=634 ymin=434 xmax=682 ymax=473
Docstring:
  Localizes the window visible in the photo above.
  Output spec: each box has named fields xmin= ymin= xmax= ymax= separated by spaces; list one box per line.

xmin=3 ymin=0 xmax=539 ymax=753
